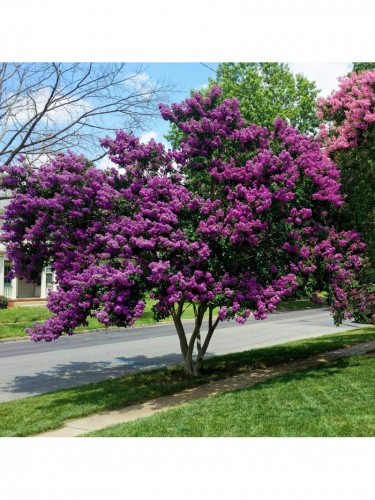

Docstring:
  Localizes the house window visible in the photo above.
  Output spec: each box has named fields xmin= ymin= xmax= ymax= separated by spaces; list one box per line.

xmin=4 ymin=264 xmax=12 ymax=286
xmin=45 ymin=266 xmax=53 ymax=285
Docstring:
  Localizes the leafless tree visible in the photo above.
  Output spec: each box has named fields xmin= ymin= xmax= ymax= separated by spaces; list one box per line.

xmin=0 ymin=62 xmax=175 ymax=168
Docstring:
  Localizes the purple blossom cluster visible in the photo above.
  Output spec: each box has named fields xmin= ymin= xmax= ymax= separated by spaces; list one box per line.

xmin=0 ymin=85 xmax=369 ymax=342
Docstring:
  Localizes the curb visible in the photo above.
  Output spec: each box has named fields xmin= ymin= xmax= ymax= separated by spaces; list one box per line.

xmin=0 ymin=306 xmax=327 ymax=344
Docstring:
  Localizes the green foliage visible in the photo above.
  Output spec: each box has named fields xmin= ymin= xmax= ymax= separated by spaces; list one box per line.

xmin=352 ymin=62 xmax=375 ymax=73
xmin=0 ymin=295 xmax=8 ymax=309
xmin=331 ymin=132 xmax=375 ymax=267
xmin=213 ymin=63 xmax=320 ymax=133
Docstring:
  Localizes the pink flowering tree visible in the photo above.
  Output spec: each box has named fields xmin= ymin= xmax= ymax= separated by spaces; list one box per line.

xmin=317 ymin=70 xmax=375 ymax=322
xmin=0 ymin=86 xmax=368 ymax=374
xmin=317 ymin=69 xmax=375 ymax=153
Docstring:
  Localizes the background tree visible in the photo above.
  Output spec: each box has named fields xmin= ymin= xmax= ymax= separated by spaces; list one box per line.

xmin=1 ymin=87 xmax=369 ymax=375
xmin=352 ymin=62 xmax=375 ymax=73
xmin=166 ymin=63 xmax=320 ymax=148
xmin=0 ymin=62 xmax=174 ymax=169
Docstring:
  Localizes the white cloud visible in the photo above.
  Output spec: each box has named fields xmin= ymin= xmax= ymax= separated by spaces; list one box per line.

xmin=125 ymin=72 xmax=153 ymax=93
xmin=139 ymin=131 xmax=158 ymax=143
xmin=24 ymin=152 xmax=52 ymax=167
xmin=125 ymin=71 xmax=158 ymax=101
xmin=289 ymin=63 xmax=353 ymax=97
xmin=95 ymin=156 xmax=121 ymax=171
xmin=12 ymin=88 xmax=92 ymax=125
xmin=128 ymin=72 xmax=150 ymax=84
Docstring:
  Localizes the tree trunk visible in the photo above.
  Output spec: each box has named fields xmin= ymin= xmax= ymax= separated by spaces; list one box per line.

xmin=182 ymin=304 xmax=220 ymax=376
xmin=171 ymin=301 xmax=220 ymax=376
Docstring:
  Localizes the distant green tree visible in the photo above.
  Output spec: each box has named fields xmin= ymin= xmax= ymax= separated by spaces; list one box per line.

xmin=166 ymin=63 xmax=320 ymax=148
xmin=213 ymin=63 xmax=320 ymax=133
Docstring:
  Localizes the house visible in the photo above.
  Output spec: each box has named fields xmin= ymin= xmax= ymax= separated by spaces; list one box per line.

xmin=0 ymin=242 xmax=56 ymax=300
xmin=0 ymin=191 xmax=57 ymax=301
xmin=0 ymin=201 xmax=56 ymax=304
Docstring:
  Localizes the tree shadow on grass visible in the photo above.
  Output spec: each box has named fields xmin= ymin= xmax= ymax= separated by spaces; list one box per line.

xmin=147 ymin=356 xmax=365 ymax=413
xmin=96 ymin=356 xmax=367 ymax=430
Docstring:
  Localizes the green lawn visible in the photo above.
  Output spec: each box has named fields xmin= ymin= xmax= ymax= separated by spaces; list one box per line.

xmin=0 ymin=326 xmax=374 ymax=437
xmin=88 ymin=353 xmax=375 ymax=437
xmin=0 ymin=306 xmax=51 ymax=324
xmin=0 ymin=298 xmax=322 ymax=340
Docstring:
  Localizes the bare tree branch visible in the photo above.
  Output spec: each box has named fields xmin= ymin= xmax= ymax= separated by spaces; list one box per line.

xmin=0 ymin=63 xmax=177 ymax=169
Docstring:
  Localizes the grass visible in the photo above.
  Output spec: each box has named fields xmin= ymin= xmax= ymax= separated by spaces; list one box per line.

xmin=0 ymin=310 xmax=103 ymax=339
xmin=0 ymin=326 xmax=374 ymax=437
xmin=276 ymin=298 xmax=323 ymax=312
xmin=0 ymin=298 xmax=322 ymax=340
xmin=87 ymin=354 xmax=375 ymax=437
xmin=0 ymin=306 xmax=51 ymax=324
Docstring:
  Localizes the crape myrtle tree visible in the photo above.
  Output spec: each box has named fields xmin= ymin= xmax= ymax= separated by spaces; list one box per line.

xmin=0 ymin=86 xmax=368 ymax=375
xmin=317 ymin=69 xmax=375 ymax=322
xmin=318 ymin=71 xmax=375 ymax=253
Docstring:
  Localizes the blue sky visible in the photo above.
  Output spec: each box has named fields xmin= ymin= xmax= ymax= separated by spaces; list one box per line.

xmin=138 ymin=62 xmax=219 ymax=146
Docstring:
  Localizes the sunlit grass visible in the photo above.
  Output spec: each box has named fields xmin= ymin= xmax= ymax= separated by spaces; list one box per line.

xmin=88 ymin=354 xmax=375 ymax=437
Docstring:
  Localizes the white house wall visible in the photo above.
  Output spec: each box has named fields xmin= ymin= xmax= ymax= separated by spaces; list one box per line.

xmin=0 ymin=249 xmax=55 ymax=299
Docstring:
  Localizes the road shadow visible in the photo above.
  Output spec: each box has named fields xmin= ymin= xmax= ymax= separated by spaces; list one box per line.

xmin=2 ymin=352 xmax=189 ymax=399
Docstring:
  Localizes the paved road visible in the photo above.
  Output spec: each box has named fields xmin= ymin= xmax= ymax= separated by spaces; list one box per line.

xmin=0 ymin=308 xmax=365 ymax=402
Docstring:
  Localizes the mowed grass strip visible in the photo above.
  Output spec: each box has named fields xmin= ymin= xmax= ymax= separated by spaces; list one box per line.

xmin=0 ymin=299 xmax=321 ymax=340
xmin=87 ymin=354 xmax=375 ymax=437
xmin=0 ymin=326 xmax=374 ymax=437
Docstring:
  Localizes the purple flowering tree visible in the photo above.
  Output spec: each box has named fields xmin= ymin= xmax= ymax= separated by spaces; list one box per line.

xmin=0 ymin=86 xmax=367 ymax=374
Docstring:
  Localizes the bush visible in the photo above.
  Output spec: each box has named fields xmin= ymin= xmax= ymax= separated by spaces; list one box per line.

xmin=345 ymin=263 xmax=375 ymax=325
xmin=0 ymin=295 xmax=9 ymax=309
xmin=350 ymin=284 xmax=375 ymax=325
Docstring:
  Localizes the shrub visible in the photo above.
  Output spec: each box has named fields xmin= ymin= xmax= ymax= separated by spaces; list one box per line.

xmin=0 ymin=295 xmax=9 ymax=309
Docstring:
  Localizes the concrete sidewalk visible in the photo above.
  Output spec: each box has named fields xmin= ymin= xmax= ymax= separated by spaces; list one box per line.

xmin=35 ymin=339 xmax=375 ymax=437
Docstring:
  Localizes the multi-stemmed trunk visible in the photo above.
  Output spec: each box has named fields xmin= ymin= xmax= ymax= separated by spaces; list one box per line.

xmin=170 ymin=300 xmax=220 ymax=375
